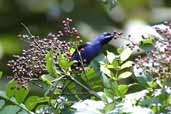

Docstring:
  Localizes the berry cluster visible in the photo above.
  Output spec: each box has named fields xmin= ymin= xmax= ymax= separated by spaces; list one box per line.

xmin=135 ymin=21 xmax=171 ymax=78
xmin=7 ymin=18 xmax=80 ymax=84
xmin=155 ymin=21 xmax=171 ymax=40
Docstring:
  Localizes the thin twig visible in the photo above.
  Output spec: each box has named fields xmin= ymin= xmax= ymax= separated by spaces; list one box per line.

xmin=20 ymin=22 xmax=33 ymax=37
xmin=76 ymin=48 xmax=89 ymax=81
xmin=44 ymin=75 xmax=66 ymax=97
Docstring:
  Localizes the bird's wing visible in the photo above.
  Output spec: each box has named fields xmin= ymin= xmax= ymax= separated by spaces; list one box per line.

xmin=71 ymin=42 xmax=93 ymax=62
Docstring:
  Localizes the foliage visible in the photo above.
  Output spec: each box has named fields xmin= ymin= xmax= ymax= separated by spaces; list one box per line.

xmin=1 ymin=17 xmax=171 ymax=114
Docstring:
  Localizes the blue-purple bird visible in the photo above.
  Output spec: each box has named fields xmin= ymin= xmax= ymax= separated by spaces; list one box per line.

xmin=71 ymin=32 xmax=118 ymax=64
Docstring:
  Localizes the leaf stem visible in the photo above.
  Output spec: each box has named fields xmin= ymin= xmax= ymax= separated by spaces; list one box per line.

xmin=69 ymin=75 xmax=101 ymax=99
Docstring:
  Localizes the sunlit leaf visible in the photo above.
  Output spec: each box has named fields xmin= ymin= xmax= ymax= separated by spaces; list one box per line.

xmin=25 ymin=96 xmax=39 ymax=110
xmin=59 ymin=53 xmax=73 ymax=70
xmin=15 ymin=86 xmax=29 ymax=103
xmin=100 ymin=65 xmax=113 ymax=78
xmin=139 ymin=38 xmax=154 ymax=46
xmin=25 ymin=96 xmax=49 ymax=111
xmin=106 ymin=51 xmax=116 ymax=64
xmin=41 ymin=74 xmax=54 ymax=85
xmin=118 ymin=71 xmax=132 ymax=79
xmin=70 ymin=48 xmax=75 ymax=55
xmin=106 ymin=65 xmax=114 ymax=69
xmin=120 ymin=48 xmax=132 ymax=63
xmin=5 ymin=80 xmax=29 ymax=103
xmin=118 ymin=85 xmax=128 ymax=96
xmin=5 ymin=80 xmax=17 ymax=98
xmin=37 ymin=97 xmax=50 ymax=104
xmin=121 ymin=61 xmax=134 ymax=70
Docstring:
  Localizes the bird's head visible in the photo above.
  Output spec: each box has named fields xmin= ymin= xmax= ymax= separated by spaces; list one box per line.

xmin=94 ymin=32 xmax=118 ymax=45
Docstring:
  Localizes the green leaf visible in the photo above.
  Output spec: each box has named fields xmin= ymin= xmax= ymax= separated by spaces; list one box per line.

xmin=5 ymin=80 xmax=17 ymax=98
xmin=104 ymin=88 xmax=114 ymax=99
xmin=106 ymin=65 xmax=114 ymax=69
xmin=82 ymin=67 xmax=103 ymax=90
xmin=53 ymin=89 xmax=63 ymax=95
xmin=139 ymin=38 xmax=154 ymax=46
xmin=121 ymin=61 xmax=134 ymax=70
xmin=117 ymin=48 xmax=123 ymax=54
xmin=15 ymin=86 xmax=29 ymax=103
xmin=118 ymin=71 xmax=132 ymax=79
xmin=100 ymin=65 xmax=113 ymax=78
xmin=102 ymin=74 xmax=112 ymax=88
xmin=5 ymin=80 xmax=29 ymax=103
xmin=0 ymin=71 xmax=3 ymax=79
xmin=25 ymin=96 xmax=49 ymax=110
xmin=111 ymin=59 xmax=120 ymax=70
xmin=103 ymin=102 xmax=115 ymax=113
xmin=37 ymin=97 xmax=50 ymax=104
xmin=141 ymin=98 xmax=160 ymax=106
xmin=106 ymin=60 xmax=120 ymax=70
xmin=106 ymin=51 xmax=116 ymax=64
xmin=41 ymin=74 xmax=54 ymax=85
xmin=111 ymin=82 xmax=120 ymax=96
xmin=46 ymin=51 xmax=55 ymax=74
xmin=100 ymin=93 xmax=108 ymax=103
xmin=59 ymin=53 xmax=72 ymax=70
xmin=0 ymin=105 xmax=20 ymax=114
xmin=45 ymin=51 xmax=61 ymax=77
xmin=118 ymin=85 xmax=128 ymax=96
xmin=70 ymin=48 xmax=75 ymax=54
xmin=0 ymin=100 xmax=5 ymax=109
xmin=25 ymin=96 xmax=39 ymax=110
xmin=0 ymin=91 xmax=33 ymax=114
xmin=120 ymin=47 xmax=132 ymax=63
